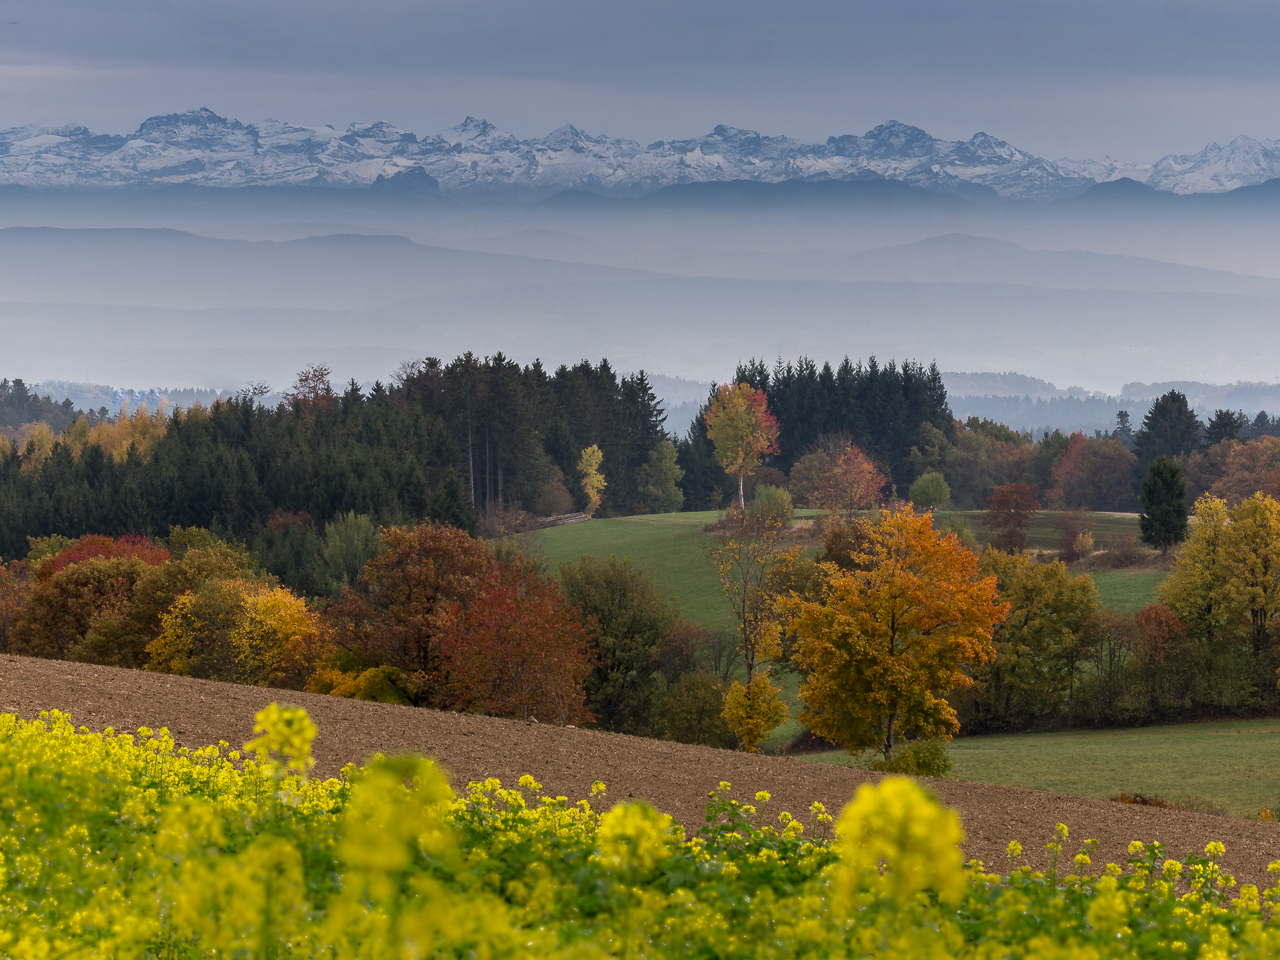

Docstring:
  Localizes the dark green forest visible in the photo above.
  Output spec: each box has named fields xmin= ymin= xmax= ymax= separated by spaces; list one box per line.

xmin=1 ymin=352 xmax=962 ymax=562
xmin=677 ymin=357 xmax=954 ymax=508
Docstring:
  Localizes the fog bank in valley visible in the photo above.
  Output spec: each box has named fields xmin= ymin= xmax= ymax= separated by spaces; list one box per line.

xmin=2 ymin=180 xmax=1280 ymax=397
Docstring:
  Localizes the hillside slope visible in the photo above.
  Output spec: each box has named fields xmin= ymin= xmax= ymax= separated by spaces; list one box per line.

xmin=2 ymin=653 xmax=1277 ymax=885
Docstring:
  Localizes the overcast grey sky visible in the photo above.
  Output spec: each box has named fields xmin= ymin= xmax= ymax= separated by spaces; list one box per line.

xmin=0 ymin=0 xmax=1276 ymax=163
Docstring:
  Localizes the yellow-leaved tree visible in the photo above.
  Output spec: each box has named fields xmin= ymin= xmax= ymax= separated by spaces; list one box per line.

xmin=148 ymin=578 xmax=318 ymax=687
xmin=709 ymin=508 xmax=805 ymax=751
xmin=1157 ymin=495 xmax=1233 ymax=646
xmin=1160 ymin=492 xmax=1280 ymax=658
xmin=721 ymin=671 xmax=789 ymax=753
xmin=577 ymin=444 xmax=606 ymax=516
xmin=702 ymin=383 xmax=779 ymax=511
xmin=784 ymin=506 xmax=1007 ymax=761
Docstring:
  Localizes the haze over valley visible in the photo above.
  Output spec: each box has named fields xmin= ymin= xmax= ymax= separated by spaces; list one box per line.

xmin=4 ymin=139 xmax=1280 ymax=395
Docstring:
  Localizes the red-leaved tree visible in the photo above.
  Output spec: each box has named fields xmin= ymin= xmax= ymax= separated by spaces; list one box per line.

xmin=444 ymin=560 xmax=594 ymax=724
xmin=39 ymin=534 xmax=170 ymax=582
xmin=982 ymin=483 xmax=1041 ymax=551
xmin=815 ymin=445 xmax=886 ymax=519
xmin=321 ymin=522 xmax=492 ymax=706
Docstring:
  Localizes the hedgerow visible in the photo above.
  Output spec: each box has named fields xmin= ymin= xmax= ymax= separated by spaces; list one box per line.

xmin=3 ymin=704 xmax=1279 ymax=959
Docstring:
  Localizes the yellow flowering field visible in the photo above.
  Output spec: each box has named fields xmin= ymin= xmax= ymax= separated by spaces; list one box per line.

xmin=2 ymin=704 xmax=1279 ymax=959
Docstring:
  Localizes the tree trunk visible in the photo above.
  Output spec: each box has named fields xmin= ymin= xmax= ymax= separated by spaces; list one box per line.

xmin=467 ymin=427 xmax=475 ymax=504
xmin=882 ymin=708 xmax=898 ymax=760
xmin=738 ymin=473 xmax=745 ymax=512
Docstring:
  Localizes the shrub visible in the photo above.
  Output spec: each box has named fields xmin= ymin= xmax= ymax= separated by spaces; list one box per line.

xmin=748 ymin=483 xmax=794 ymax=529
xmin=721 ymin=672 xmax=789 ymax=752
xmin=1111 ymin=792 xmax=1229 ymax=817
xmin=308 ymin=663 xmax=412 ymax=704
xmin=1056 ymin=507 xmax=1096 ymax=561
xmin=869 ymin=738 xmax=953 ymax=778
xmin=535 ymin=480 xmax=575 ymax=517
xmin=1084 ymin=531 xmax=1145 ymax=569
xmin=662 ymin=672 xmax=737 ymax=748
xmin=908 ymin=472 xmax=951 ymax=510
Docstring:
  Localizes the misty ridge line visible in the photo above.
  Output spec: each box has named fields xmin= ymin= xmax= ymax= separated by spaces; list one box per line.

xmin=6 ymin=107 xmax=1280 ymax=199
xmin=2 ymin=227 xmax=1278 ymax=307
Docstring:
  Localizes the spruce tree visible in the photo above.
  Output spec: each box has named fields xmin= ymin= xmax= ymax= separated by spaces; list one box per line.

xmin=1139 ymin=455 xmax=1188 ymax=554
xmin=1205 ymin=408 xmax=1249 ymax=445
xmin=1134 ymin=390 xmax=1201 ymax=468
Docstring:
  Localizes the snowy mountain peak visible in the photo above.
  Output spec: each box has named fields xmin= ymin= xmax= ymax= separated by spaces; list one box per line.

xmin=343 ymin=121 xmax=413 ymax=143
xmin=134 ymin=108 xmax=243 ymax=142
xmin=1147 ymin=135 xmax=1280 ymax=194
xmin=445 ymin=116 xmax=502 ymax=143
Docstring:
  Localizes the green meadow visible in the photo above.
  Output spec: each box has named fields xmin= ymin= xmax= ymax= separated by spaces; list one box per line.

xmin=806 ymin=719 xmax=1280 ymax=817
xmin=536 ymin=509 xmax=1155 ymax=634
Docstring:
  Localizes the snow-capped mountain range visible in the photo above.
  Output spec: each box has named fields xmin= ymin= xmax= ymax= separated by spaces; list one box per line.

xmin=1 ymin=107 xmax=1278 ymax=199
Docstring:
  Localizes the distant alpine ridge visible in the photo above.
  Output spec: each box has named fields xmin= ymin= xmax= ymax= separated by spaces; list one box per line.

xmin=1 ymin=107 xmax=1277 ymax=199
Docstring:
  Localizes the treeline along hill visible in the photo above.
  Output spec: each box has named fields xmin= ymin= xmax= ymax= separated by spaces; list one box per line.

xmin=2 ymin=351 xmax=1276 ymax=566
xmin=0 ymin=354 xmax=957 ymax=556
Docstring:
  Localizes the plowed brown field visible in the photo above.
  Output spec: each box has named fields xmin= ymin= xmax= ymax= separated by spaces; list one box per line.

xmin=5 ymin=653 xmax=1279 ymax=886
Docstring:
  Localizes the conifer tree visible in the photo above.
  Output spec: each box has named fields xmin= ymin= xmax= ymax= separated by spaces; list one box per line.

xmin=1139 ymin=455 xmax=1189 ymax=554
xmin=1134 ymin=390 xmax=1201 ymax=468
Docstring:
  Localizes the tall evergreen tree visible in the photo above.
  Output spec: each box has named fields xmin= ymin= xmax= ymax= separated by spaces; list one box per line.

xmin=1139 ymin=456 xmax=1189 ymax=554
xmin=1134 ymin=391 xmax=1201 ymax=468
xmin=1205 ymin=408 xmax=1249 ymax=446
xmin=1113 ymin=410 xmax=1134 ymax=450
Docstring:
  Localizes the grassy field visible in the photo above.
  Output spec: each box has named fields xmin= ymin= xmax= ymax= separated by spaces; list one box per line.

xmin=536 ymin=509 xmax=1152 ymax=631
xmin=535 ymin=510 xmax=737 ymax=632
xmin=931 ymin=509 xmax=1141 ymax=552
xmin=807 ymin=719 xmax=1280 ymax=816
xmin=1090 ymin=569 xmax=1168 ymax=614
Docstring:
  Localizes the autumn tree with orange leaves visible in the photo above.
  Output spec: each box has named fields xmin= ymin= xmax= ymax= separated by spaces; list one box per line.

xmin=703 ymin=383 xmax=780 ymax=511
xmin=283 ymin=363 xmax=336 ymax=419
xmin=315 ymin=521 xmax=594 ymax=720
xmin=814 ymin=445 xmax=886 ymax=520
xmin=444 ymin=559 xmax=594 ymax=724
xmin=319 ymin=522 xmax=492 ymax=706
xmin=784 ymin=506 xmax=1007 ymax=761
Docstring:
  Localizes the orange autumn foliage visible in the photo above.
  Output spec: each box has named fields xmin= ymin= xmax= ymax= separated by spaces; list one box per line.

xmin=38 ymin=534 xmax=170 ymax=582
xmin=443 ymin=560 xmax=594 ymax=724
xmin=785 ymin=506 xmax=1006 ymax=760
xmin=321 ymin=522 xmax=491 ymax=706
xmin=316 ymin=522 xmax=594 ymax=721
xmin=814 ymin=445 xmax=886 ymax=519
